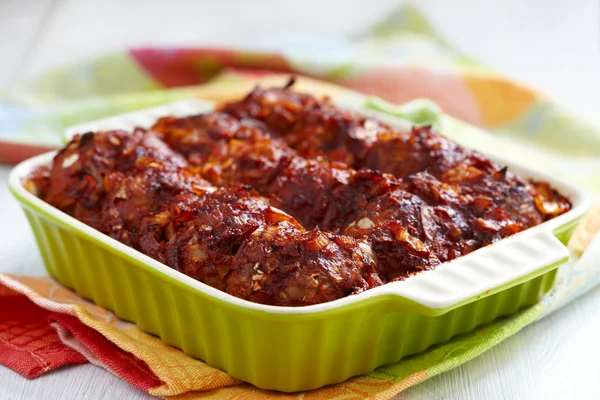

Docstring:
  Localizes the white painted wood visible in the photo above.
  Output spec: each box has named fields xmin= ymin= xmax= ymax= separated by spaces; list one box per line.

xmin=417 ymin=0 xmax=600 ymax=125
xmin=0 ymin=0 xmax=57 ymax=87
xmin=1 ymin=1 xmax=599 ymax=399
xmin=19 ymin=0 xmax=401 ymax=78
xmin=1 ymin=363 xmax=155 ymax=399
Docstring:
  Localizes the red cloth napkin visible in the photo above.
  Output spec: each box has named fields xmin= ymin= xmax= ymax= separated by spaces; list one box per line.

xmin=0 ymin=292 xmax=161 ymax=391
xmin=0 ymin=294 xmax=85 ymax=378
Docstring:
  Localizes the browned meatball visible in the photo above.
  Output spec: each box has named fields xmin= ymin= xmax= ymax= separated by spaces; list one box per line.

xmin=221 ymin=86 xmax=383 ymax=166
xmin=351 ymin=221 xmax=440 ymax=281
xmin=227 ymin=222 xmax=383 ymax=306
xmin=41 ymin=129 xmax=212 ymax=251
xmin=164 ymin=186 xmax=300 ymax=291
xmin=45 ymin=130 xmax=205 ymax=211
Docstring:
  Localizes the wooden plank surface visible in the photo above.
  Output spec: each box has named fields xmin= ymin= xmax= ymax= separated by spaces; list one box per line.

xmin=1 ymin=1 xmax=599 ymax=398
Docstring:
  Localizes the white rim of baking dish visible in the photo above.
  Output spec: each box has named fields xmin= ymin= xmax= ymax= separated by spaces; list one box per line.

xmin=9 ymin=100 xmax=591 ymax=315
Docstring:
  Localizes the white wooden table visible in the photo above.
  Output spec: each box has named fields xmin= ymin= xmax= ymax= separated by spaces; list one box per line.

xmin=2 ymin=1 xmax=600 ymax=398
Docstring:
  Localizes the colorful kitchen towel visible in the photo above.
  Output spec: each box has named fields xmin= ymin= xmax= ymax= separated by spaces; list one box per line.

xmin=2 ymin=4 xmax=600 ymax=399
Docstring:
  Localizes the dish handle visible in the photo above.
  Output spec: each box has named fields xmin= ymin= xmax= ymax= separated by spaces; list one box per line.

xmin=385 ymin=228 xmax=569 ymax=316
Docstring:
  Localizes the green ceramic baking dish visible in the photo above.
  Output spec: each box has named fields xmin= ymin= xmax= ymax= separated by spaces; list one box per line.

xmin=8 ymin=98 xmax=590 ymax=392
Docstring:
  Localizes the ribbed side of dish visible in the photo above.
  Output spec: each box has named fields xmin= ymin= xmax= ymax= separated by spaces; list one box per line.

xmin=21 ymin=202 xmax=564 ymax=392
